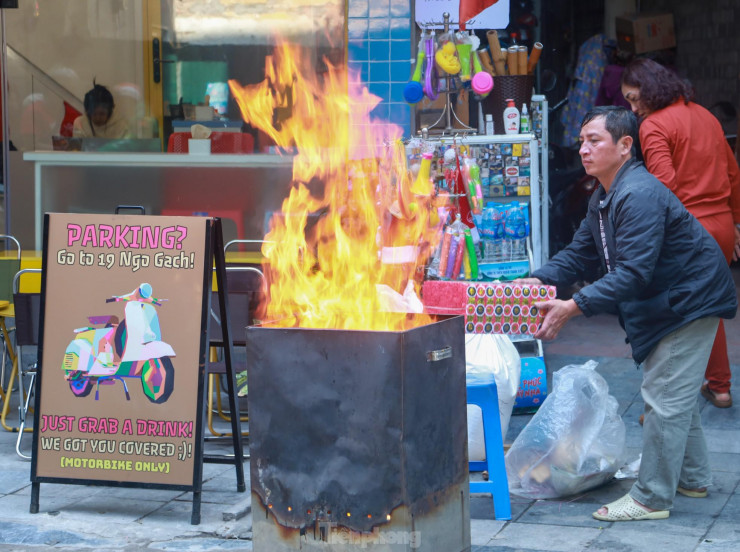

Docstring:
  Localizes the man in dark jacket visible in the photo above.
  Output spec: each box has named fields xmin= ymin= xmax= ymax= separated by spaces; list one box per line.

xmin=521 ymin=106 xmax=737 ymax=521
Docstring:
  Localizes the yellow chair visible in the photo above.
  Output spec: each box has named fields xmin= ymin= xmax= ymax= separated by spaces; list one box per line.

xmin=206 ymin=239 xmax=267 ymax=438
xmin=206 ymin=264 xmax=265 ymax=438
xmin=0 ymin=235 xmax=21 ymax=416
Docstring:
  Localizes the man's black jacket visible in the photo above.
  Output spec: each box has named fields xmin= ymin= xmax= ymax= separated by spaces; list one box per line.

xmin=534 ymin=157 xmax=737 ymax=363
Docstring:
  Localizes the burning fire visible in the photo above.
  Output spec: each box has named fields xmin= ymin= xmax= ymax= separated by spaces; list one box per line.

xmin=229 ymin=41 xmax=444 ymax=331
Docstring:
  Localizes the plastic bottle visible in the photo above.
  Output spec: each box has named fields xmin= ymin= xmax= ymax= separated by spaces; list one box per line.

xmin=520 ymin=103 xmax=530 ymax=133
xmin=478 ymin=203 xmax=493 ymax=262
xmin=503 ymin=98 xmax=520 ymax=135
xmin=485 ymin=114 xmax=494 ymax=135
xmin=479 ymin=203 xmax=503 ymax=263
xmin=504 ymin=202 xmax=529 ymax=260
xmin=491 ymin=203 xmax=505 ymax=261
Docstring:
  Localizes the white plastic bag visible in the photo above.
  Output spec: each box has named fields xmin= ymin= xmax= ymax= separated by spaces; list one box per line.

xmin=466 ymin=334 xmax=521 ymax=461
xmin=505 ymin=360 xmax=626 ymax=498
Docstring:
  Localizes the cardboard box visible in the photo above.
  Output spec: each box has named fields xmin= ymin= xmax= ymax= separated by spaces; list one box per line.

xmin=616 ymin=13 xmax=676 ymax=54
xmin=512 ymin=340 xmax=547 ymax=411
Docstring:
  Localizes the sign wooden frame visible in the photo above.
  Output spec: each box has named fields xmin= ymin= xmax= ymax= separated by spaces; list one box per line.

xmin=29 ymin=214 xmax=244 ymax=525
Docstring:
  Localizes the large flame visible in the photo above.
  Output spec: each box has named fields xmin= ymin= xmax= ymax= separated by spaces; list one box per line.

xmin=229 ymin=41 xmax=444 ymax=331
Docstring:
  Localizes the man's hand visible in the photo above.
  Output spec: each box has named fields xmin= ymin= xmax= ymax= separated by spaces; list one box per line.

xmin=733 ymin=225 xmax=740 ymax=263
xmin=533 ymin=298 xmax=582 ymax=340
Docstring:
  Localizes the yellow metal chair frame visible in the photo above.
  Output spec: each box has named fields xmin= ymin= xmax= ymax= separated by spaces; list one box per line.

xmin=0 ymin=235 xmax=21 ymax=415
xmin=11 ymin=269 xmax=42 ymax=458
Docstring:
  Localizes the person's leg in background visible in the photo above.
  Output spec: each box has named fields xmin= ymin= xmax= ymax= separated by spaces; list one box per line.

xmin=698 ymin=213 xmax=734 ymax=406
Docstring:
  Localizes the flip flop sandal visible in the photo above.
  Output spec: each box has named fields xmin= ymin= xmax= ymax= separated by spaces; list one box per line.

xmin=677 ymin=486 xmax=708 ymax=498
xmin=592 ymin=494 xmax=670 ymax=521
xmin=701 ymin=383 xmax=732 ymax=408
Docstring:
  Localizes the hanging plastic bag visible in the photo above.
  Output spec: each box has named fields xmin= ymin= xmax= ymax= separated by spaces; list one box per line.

xmin=466 ymin=334 xmax=521 ymax=461
xmin=505 ymin=360 xmax=626 ymax=498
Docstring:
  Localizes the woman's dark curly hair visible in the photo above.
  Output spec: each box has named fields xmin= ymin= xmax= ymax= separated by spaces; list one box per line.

xmin=621 ymin=58 xmax=694 ymax=112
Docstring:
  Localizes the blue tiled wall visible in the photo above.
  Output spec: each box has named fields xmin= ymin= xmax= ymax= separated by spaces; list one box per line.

xmin=348 ymin=0 xmax=413 ymax=137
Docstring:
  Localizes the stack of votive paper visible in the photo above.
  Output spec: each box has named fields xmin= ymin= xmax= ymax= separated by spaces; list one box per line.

xmin=422 ymin=280 xmax=556 ymax=335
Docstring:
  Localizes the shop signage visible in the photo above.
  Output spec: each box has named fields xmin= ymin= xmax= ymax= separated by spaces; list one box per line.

xmin=30 ymin=213 xmax=243 ymax=524
xmin=415 ymin=0 xmax=510 ymax=30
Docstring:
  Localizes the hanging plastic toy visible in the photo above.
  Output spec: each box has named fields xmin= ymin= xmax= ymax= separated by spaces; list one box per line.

xmin=455 ymin=32 xmax=473 ymax=82
xmin=422 ymin=31 xmax=439 ymax=100
xmin=403 ymin=39 xmax=426 ymax=104
xmin=435 ymin=33 xmax=461 ymax=76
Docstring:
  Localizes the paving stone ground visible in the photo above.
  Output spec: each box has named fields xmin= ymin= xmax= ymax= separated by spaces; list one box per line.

xmin=1 ymin=267 xmax=738 ymax=551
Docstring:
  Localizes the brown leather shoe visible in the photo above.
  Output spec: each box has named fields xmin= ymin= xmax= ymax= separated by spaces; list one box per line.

xmin=701 ymin=383 xmax=732 ymax=408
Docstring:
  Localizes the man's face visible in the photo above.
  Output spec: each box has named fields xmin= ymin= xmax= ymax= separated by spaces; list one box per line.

xmin=578 ymin=116 xmax=628 ymax=181
xmin=90 ymin=106 xmax=111 ymax=127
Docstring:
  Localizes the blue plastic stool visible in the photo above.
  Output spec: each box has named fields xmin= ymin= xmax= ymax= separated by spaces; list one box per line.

xmin=467 ymin=373 xmax=512 ymax=520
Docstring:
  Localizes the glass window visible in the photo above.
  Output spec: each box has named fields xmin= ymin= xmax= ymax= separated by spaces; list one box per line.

xmin=4 ymin=0 xmax=346 ymax=154
xmin=1 ymin=1 xmax=346 ymax=246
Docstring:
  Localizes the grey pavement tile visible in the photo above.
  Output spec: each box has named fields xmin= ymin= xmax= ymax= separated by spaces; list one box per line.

xmin=470 ymin=518 xmax=506 ymax=546
xmin=716 ymin=490 xmax=740 ymax=519
xmin=12 ymin=481 xmax=103 ymax=498
xmin=52 ymin=494 xmax=170 ymax=523
xmin=515 ymin=498 xmax=611 ymax=528
xmin=94 ymin=484 xmax=187 ymax=502
xmin=470 ymin=494 xmax=531 ymax=522
xmin=178 ymin=488 xmax=249 ymax=508
xmin=148 ymin=538 xmax=252 ymax=551
xmin=671 ymin=492 xmax=730 ymax=515
xmin=586 ymin=525 xmax=706 ymax=552
xmin=0 ymin=467 xmax=32 ymax=495
xmin=704 ymin=428 xmax=740 ymax=454
xmin=709 ymin=452 xmax=740 ymax=474
xmin=708 ymin=471 xmax=740 ymax=494
xmin=644 ymin=511 xmax=723 ymax=535
xmin=0 ymin=521 xmax=109 ymax=549
xmin=1 ymin=485 xmax=105 ymax=516
xmin=569 ymin=478 xmax=635 ymax=505
xmin=200 ymin=472 xmax=250 ymax=494
xmin=492 ymin=522 xmax=601 ymax=551
xmin=471 ymin=547 xmax=553 ymax=552
xmin=146 ymin=493 xmax=243 ymax=529
xmin=701 ymin=520 xmax=740 ymax=550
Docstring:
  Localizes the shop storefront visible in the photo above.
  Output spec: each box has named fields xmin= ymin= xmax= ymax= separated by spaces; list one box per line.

xmin=0 ymin=0 xmax=354 ymax=249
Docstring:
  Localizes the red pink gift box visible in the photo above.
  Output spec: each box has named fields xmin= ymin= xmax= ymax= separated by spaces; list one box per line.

xmin=422 ymin=280 xmax=556 ymax=335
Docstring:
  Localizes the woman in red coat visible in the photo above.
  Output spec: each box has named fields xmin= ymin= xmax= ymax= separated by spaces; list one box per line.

xmin=621 ymin=58 xmax=740 ymax=408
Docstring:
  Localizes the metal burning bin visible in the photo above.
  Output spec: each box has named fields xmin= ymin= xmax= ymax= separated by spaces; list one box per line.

xmin=246 ymin=315 xmax=471 ymax=552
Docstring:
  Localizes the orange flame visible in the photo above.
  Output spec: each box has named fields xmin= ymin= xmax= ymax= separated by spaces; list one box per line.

xmin=229 ymin=41 xmax=444 ymax=330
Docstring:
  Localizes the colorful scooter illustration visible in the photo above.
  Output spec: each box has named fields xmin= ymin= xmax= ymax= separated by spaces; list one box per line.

xmin=62 ymin=283 xmax=176 ymax=403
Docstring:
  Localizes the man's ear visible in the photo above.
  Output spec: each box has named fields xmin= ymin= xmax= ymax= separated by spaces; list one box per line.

xmin=618 ymin=135 xmax=634 ymax=155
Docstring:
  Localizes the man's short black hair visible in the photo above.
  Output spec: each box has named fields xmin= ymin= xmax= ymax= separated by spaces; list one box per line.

xmin=581 ymin=106 xmax=638 ymax=145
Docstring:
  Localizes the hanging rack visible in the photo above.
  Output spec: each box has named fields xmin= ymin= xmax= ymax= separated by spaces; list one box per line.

xmin=419 ymin=12 xmax=477 ymax=137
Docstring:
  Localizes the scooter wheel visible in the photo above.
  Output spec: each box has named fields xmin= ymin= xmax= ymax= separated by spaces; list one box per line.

xmin=141 ymin=357 xmax=175 ymax=404
xmin=67 ymin=371 xmax=94 ymax=397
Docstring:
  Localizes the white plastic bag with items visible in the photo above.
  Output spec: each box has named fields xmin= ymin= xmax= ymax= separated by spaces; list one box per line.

xmin=466 ymin=334 xmax=521 ymax=461
xmin=505 ymin=360 xmax=626 ymax=498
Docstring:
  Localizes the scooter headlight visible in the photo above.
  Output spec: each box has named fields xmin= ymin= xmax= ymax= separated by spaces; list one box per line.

xmin=139 ymin=282 xmax=153 ymax=299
